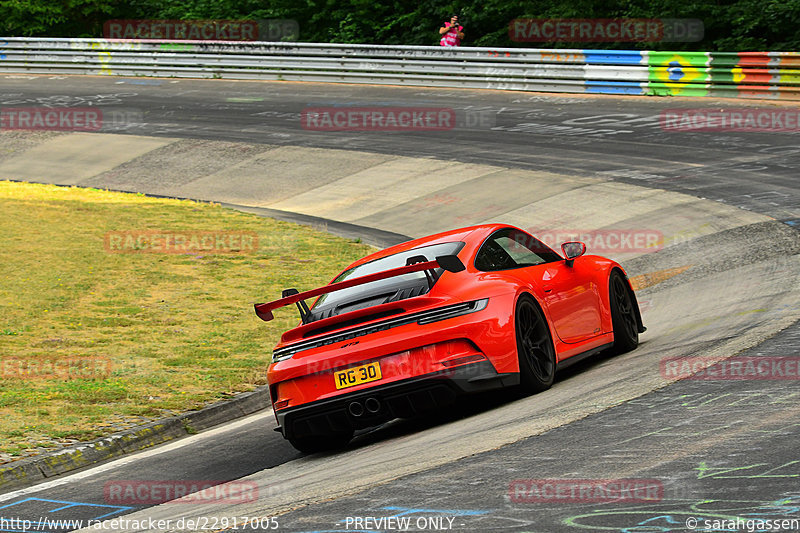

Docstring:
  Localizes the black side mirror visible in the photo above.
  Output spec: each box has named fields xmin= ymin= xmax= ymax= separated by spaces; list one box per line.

xmin=561 ymin=241 xmax=586 ymax=267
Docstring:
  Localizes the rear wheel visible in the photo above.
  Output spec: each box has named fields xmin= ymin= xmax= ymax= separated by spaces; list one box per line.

xmin=288 ymin=430 xmax=353 ymax=454
xmin=515 ymin=295 xmax=556 ymax=394
xmin=609 ymin=271 xmax=639 ymax=354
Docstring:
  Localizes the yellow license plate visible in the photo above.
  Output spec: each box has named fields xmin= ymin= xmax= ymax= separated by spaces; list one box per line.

xmin=334 ymin=361 xmax=382 ymax=390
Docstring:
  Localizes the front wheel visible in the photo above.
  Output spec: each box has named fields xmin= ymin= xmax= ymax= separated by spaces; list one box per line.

xmin=609 ymin=271 xmax=639 ymax=354
xmin=515 ymin=295 xmax=556 ymax=394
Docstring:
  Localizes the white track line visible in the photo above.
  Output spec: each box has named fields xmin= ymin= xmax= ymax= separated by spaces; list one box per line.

xmin=0 ymin=411 xmax=273 ymax=502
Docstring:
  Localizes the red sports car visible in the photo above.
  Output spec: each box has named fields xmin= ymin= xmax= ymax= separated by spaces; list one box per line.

xmin=255 ymin=224 xmax=644 ymax=453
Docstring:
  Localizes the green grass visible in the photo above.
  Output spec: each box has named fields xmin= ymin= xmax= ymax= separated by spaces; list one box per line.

xmin=0 ymin=181 xmax=373 ymax=457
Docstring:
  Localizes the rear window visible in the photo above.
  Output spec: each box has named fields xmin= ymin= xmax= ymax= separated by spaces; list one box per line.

xmin=310 ymin=241 xmax=465 ymax=318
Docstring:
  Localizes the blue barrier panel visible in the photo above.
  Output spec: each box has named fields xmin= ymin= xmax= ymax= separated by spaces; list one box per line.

xmin=585 ymin=80 xmax=645 ymax=95
xmin=583 ymin=50 xmax=645 ymax=65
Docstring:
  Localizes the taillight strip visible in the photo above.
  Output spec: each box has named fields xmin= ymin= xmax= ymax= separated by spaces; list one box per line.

xmin=271 ymin=299 xmax=488 ymax=363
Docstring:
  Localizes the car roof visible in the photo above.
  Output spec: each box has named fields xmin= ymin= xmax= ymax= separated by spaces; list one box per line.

xmin=347 ymin=223 xmax=514 ymax=269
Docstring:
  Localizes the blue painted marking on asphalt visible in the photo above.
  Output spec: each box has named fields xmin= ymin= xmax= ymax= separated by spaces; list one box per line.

xmin=117 ymin=79 xmax=163 ymax=85
xmin=307 ymin=101 xmax=430 ymax=107
xmin=381 ymin=506 xmax=489 ymax=517
xmin=0 ymin=497 xmax=133 ymax=531
xmin=46 ymin=499 xmax=130 ymax=514
xmin=2 ymin=497 xmax=133 ymax=517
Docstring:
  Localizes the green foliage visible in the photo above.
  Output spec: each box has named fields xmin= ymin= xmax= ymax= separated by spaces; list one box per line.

xmin=1 ymin=0 xmax=120 ymax=37
xmin=1 ymin=0 xmax=799 ymax=51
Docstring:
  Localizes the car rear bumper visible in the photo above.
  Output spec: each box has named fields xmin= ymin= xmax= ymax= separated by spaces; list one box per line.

xmin=275 ymin=360 xmax=518 ymax=439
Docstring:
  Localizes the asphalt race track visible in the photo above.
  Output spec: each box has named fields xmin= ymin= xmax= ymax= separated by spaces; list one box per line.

xmin=0 ymin=75 xmax=799 ymax=533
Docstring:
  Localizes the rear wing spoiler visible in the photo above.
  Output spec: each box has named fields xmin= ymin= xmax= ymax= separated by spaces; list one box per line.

xmin=254 ymin=254 xmax=465 ymax=322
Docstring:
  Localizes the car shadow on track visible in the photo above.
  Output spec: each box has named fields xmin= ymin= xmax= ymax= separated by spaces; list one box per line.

xmin=330 ymin=348 xmax=629 ymax=454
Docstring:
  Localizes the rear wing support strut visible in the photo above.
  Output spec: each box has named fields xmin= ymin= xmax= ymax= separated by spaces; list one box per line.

xmin=254 ymin=254 xmax=465 ymax=322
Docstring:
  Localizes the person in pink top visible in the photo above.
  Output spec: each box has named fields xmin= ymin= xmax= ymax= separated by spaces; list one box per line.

xmin=439 ymin=15 xmax=464 ymax=47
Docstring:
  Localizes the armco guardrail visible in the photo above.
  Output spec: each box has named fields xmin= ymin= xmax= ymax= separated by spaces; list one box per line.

xmin=1 ymin=38 xmax=799 ymax=100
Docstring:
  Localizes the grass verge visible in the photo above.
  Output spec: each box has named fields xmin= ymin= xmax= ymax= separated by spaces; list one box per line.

xmin=0 ymin=181 xmax=373 ymax=459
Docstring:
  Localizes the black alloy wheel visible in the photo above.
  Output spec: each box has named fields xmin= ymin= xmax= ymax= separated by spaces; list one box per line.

xmin=515 ymin=295 xmax=557 ymax=393
xmin=609 ymin=271 xmax=639 ymax=354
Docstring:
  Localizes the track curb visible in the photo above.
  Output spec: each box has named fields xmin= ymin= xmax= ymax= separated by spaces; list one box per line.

xmin=0 ymin=386 xmax=270 ymax=493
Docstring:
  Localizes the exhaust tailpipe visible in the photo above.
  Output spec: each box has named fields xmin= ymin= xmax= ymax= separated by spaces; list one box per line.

xmin=348 ymin=401 xmax=364 ymax=417
xmin=365 ymin=397 xmax=381 ymax=414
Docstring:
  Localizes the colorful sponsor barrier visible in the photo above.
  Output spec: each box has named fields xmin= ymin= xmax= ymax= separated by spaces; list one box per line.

xmin=0 ymin=38 xmax=798 ymax=100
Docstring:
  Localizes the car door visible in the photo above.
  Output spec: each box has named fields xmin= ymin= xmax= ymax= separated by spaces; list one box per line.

xmin=536 ymin=260 xmax=603 ymax=344
xmin=475 ymin=228 xmax=603 ymax=344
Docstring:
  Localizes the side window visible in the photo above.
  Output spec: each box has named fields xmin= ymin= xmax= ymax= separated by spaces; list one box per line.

xmin=475 ymin=228 xmax=561 ymax=271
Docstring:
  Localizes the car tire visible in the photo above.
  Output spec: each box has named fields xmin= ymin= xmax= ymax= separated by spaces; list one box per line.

xmin=609 ymin=270 xmax=639 ymax=354
xmin=288 ymin=431 xmax=353 ymax=454
xmin=515 ymin=295 xmax=556 ymax=394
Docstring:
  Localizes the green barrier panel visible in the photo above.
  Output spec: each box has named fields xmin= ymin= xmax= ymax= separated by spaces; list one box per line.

xmin=646 ymin=51 xmax=711 ymax=67
xmin=646 ymin=51 xmax=711 ymax=95
xmin=645 ymin=51 xmax=800 ymax=97
xmin=646 ymin=82 xmax=710 ymax=97
xmin=708 ymin=69 xmax=799 ymax=85
xmin=709 ymin=67 xmax=737 ymax=85
xmin=777 ymin=70 xmax=800 ymax=85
